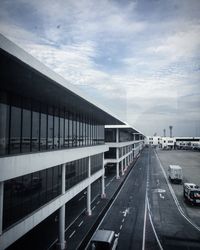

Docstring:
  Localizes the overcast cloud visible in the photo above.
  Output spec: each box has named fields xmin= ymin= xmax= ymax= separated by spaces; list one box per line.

xmin=0 ymin=0 xmax=200 ymax=136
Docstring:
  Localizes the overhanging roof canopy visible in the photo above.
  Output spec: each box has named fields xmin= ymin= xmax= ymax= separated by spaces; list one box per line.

xmin=0 ymin=34 xmax=124 ymax=125
xmin=105 ymin=124 xmax=145 ymax=137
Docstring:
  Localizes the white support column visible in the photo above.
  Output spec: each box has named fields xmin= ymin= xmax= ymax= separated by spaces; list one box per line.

xmin=101 ymin=157 xmax=106 ymax=198
xmin=0 ymin=182 xmax=4 ymax=235
xmin=116 ymin=147 xmax=120 ymax=179
xmin=87 ymin=156 xmax=92 ymax=215
xmin=121 ymin=161 xmax=124 ymax=175
xmin=116 ymin=128 xmax=119 ymax=143
xmin=125 ymin=157 xmax=127 ymax=171
xmin=58 ymin=163 xmax=66 ymax=250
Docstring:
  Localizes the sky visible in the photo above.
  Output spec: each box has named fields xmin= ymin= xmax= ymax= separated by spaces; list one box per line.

xmin=0 ymin=0 xmax=200 ymax=136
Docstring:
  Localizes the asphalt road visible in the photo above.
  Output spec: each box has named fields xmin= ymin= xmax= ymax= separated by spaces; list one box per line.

xmin=90 ymin=147 xmax=200 ymax=250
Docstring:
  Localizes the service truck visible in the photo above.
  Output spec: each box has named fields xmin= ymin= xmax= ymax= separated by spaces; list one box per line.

xmin=183 ymin=183 xmax=200 ymax=205
xmin=168 ymin=165 xmax=183 ymax=183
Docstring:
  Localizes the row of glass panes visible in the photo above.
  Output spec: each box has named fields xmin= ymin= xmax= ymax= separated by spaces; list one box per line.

xmin=3 ymin=154 xmax=103 ymax=230
xmin=0 ymin=91 xmax=105 ymax=156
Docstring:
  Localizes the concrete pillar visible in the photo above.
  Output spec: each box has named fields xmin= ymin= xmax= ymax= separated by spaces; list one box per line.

xmin=0 ymin=182 xmax=4 ymax=235
xmin=116 ymin=147 xmax=120 ymax=179
xmin=116 ymin=128 xmax=119 ymax=143
xmin=125 ymin=157 xmax=127 ymax=171
xmin=101 ymin=157 xmax=106 ymax=198
xmin=87 ymin=156 xmax=92 ymax=215
xmin=121 ymin=161 xmax=124 ymax=175
xmin=58 ymin=164 xmax=66 ymax=250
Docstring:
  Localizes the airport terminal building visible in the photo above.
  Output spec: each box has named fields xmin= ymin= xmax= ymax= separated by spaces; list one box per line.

xmin=104 ymin=125 xmax=144 ymax=179
xmin=0 ymin=35 xmax=138 ymax=249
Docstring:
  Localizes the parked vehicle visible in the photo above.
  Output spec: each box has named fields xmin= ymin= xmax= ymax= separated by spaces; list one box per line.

xmin=90 ymin=229 xmax=118 ymax=250
xmin=183 ymin=183 xmax=200 ymax=205
xmin=168 ymin=165 xmax=183 ymax=184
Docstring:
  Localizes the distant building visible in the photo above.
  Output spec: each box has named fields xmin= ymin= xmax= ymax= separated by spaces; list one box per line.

xmin=145 ymin=135 xmax=200 ymax=150
xmin=161 ymin=137 xmax=175 ymax=149
xmin=145 ymin=136 xmax=162 ymax=147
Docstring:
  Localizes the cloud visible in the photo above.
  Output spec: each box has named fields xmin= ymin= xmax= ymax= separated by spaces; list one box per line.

xmin=0 ymin=0 xmax=199 ymax=136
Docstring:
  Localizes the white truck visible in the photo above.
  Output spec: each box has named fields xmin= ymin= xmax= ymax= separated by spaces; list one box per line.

xmin=168 ymin=165 xmax=183 ymax=184
xmin=183 ymin=183 xmax=200 ymax=205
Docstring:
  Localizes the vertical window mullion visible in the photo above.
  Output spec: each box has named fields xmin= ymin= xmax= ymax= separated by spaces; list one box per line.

xmin=20 ymin=101 xmax=23 ymax=153
xmin=58 ymin=110 xmax=60 ymax=149
xmin=68 ymin=112 xmax=69 ymax=148
xmin=63 ymin=108 xmax=65 ymax=148
xmin=8 ymin=100 xmax=11 ymax=155
xmin=30 ymin=101 xmax=33 ymax=152
xmin=46 ymin=111 xmax=48 ymax=151
xmin=53 ymin=107 xmax=55 ymax=149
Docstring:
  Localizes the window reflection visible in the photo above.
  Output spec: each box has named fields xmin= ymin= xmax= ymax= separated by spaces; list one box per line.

xmin=3 ymin=165 xmax=62 ymax=230
xmin=32 ymin=111 xmax=39 ymax=151
xmin=0 ymin=91 xmax=105 ymax=156
xmin=10 ymin=105 xmax=21 ymax=154
xmin=47 ymin=108 xmax=53 ymax=149
xmin=0 ymin=100 xmax=9 ymax=155
xmin=40 ymin=112 xmax=47 ymax=150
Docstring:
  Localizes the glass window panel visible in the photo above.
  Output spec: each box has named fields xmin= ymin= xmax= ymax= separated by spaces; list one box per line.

xmin=32 ymin=111 xmax=39 ymax=151
xmin=60 ymin=117 xmax=64 ymax=148
xmin=21 ymin=108 xmax=31 ymax=152
xmin=0 ymin=99 xmax=9 ymax=155
xmin=47 ymin=108 xmax=53 ymax=149
xmin=54 ymin=113 xmax=59 ymax=149
xmin=10 ymin=105 xmax=21 ymax=154
xmin=40 ymin=112 xmax=47 ymax=150
xmin=105 ymin=128 xmax=115 ymax=142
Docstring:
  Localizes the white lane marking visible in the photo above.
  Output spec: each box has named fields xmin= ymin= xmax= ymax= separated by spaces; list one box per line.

xmin=147 ymin=197 xmax=163 ymax=250
xmin=142 ymin=149 xmax=150 ymax=250
xmin=69 ymin=230 xmax=76 ymax=239
xmin=159 ymin=193 xmax=165 ymax=199
xmin=155 ymin=151 xmax=200 ymax=232
xmin=142 ymin=193 xmax=148 ymax=250
xmin=92 ymin=206 xmax=96 ymax=211
xmin=106 ymin=182 xmax=110 ymax=187
xmin=121 ymin=208 xmax=129 ymax=217
xmin=78 ymin=220 xmax=84 ymax=227
xmin=78 ymin=195 xmax=84 ymax=201
xmin=120 ymin=224 xmax=123 ymax=230
xmin=97 ymin=201 xmax=100 ymax=205
xmin=122 ymin=218 xmax=125 ymax=223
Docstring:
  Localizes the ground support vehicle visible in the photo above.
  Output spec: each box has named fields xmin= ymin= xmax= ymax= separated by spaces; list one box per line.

xmin=183 ymin=183 xmax=200 ymax=205
xmin=168 ymin=165 xmax=183 ymax=184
